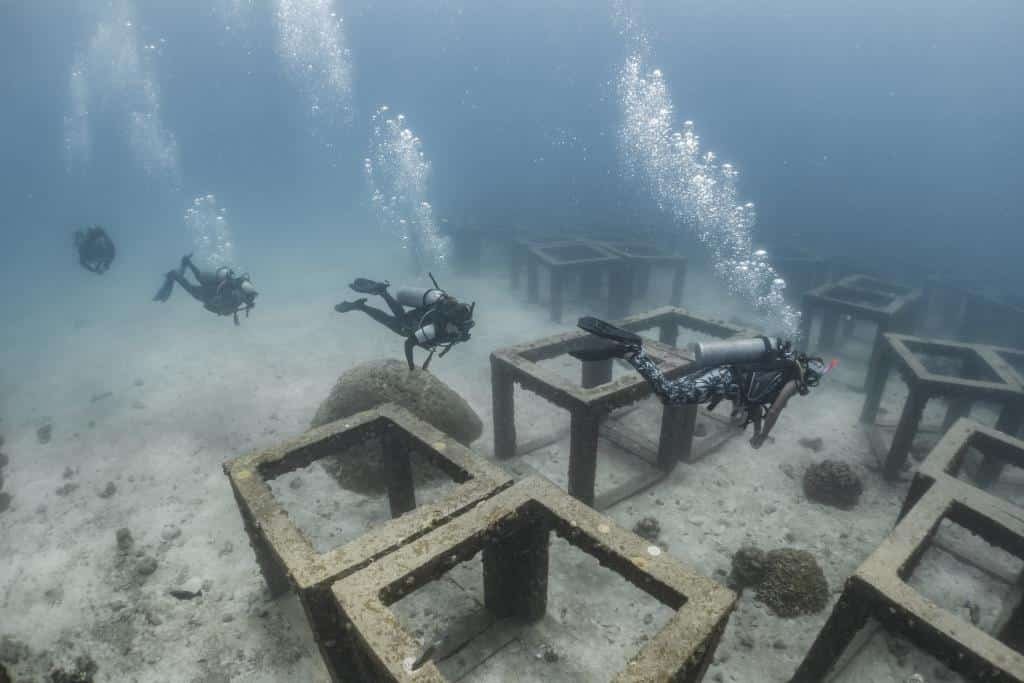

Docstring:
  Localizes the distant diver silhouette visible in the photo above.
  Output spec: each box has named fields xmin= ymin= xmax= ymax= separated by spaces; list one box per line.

xmin=74 ymin=226 xmax=116 ymax=274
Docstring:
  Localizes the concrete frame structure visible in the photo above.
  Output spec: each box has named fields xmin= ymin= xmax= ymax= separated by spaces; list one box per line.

xmin=330 ymin=477 xmax=737 ymax=683
xmin=799 ymin=275 xmax=922 ymax=388
xmin=491 ymin=306 xmax=748 ymax=508
xmin=900 ymin=417 xmax=1024 ymax=520
xmin=524 ymin=240 xmax=623 ymax=323
xmin=223 ymin=404 xmax=513 ymax=679
xmin=859 ymin=333 xmax=1024 ymax=480
xmin=790 ymin=465 xmax=1024 ymax=682
xmin=589 ymin=240 xmax=688 ymax=313
xmin=922 ymin=278 xmax=1024 ymax=349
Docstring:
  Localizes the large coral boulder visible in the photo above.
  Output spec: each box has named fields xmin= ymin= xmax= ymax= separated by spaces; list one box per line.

xmin=803 ymin=460 xmax=864 ymax=509
xmin=311 ymin=359 xmax=483 ymax=445
xmin=755 ymin=548 xmax=829 ymax=618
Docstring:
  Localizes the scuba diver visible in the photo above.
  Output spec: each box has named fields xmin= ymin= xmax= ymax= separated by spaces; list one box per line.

xmin=152 ymin=254 xmax=258 ymax=325
xmin=571 ymin=317 xmax=836 ymax=449
xmin=334 ymin=274 xmax=475 ymax=371
xmin=74 ymin=226 xmax=116 ymax=274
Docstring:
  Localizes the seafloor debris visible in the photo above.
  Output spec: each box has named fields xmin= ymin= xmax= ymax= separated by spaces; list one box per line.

xmin=48 ymin=654 xmax=98 ymax=683
xmin=798 ymin=436 xmax=824 ymax=452
xmin=37 ymin=424 xmax=53 ymax=444
xmin=135 ymin=556 xmax=158 ymax=576
xmin=803 ymin=460 xmax=863 ymax=509
xmin=730 ymin=546 xmax=768 ymax=589
xmin=632 ymin=516 xmax=661 ymax=541
xmin=754 ymin=548 xmax=829 ymax=618
xmin=115 ymin=528 xmax=134 ymax=552
xmin=97 ymin=482 xmax=116 ymax=498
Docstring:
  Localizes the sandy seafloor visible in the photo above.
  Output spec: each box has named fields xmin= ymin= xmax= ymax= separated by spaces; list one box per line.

xmin=1 ymin=240 xmax=1022 ymax=682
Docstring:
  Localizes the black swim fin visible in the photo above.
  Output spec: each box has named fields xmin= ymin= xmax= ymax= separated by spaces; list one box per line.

xmin=153 ymin=272 xmax=175 ymax=302
xmin=569 ymin=342 xmax=627 ymax=362
xmin=334 ymin=298 xmax=367 ymax=313
xmin=577 ymin=316 xmax=642 ymax=346
xmin=349 ymin=278 xmax=390 ymax=295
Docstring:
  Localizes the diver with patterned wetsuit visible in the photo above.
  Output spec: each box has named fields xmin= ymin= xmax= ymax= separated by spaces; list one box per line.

xmin=572 ymin=317 xmax=833 ymax=449
xmin=334 ymin=276 xmax=475 ymax=371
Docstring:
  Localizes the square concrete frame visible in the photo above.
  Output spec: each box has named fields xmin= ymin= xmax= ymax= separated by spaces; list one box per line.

xmin=524 ymin=239 xmax=623 ymax=323
xmin=924 ymin=280 xmax=1024 ymax=349
xmin=901 ymin=417 xmax=1024 ymax=520
xmin=330 ymin=477 xmax=737 ymax=683
xmin=491 ymin=306 xmax=748 ymax=508
xmin=859 ymin=333 xmax=1024 ymax=480
xmin=799 ymin=274 xmax=922 ymax=386
xmin=589 ymin=240 xmax=688 ymax=312
xmin=790 ymin=479 xmax=1024 ymax=683
xmin=223 ymin=404 xmax=513 ymax=679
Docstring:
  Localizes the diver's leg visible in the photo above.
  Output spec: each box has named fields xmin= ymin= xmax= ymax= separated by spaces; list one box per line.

xmin=336 ymin=301 xmax=407 ymax=336
xmin=181 ymin=253 xmax=201 ymax=280
xmin=379 ymin=289 xmax=408 ymax=318
xmin=170 ymin=272 xmax=206 ymax=302
xmin=626 ymin=350 xmax=736 ymax=406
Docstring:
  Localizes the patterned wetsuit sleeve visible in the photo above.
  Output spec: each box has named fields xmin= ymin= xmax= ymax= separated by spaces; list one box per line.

xmin=626 ymin=349 xmax=738 ymax=406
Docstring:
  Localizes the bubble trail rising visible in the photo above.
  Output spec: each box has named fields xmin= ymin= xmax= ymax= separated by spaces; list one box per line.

xmin=64 ymin=0 xmax=179 ymax=183
xmin=617 ymin=53 xmax=801 ymax=338
xmin=185 ymin=194 xmax=235 ymax=268
xmin=274 ymin=0 xmax=353 ymax=123
xmin=365 ymin=106 xmax=449 ymax=273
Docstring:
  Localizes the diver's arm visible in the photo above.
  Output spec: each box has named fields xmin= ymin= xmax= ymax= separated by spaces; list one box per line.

xmin=750 ymin=379 xmax=799 ymax=449
xmin=626 ymin=349 xmax=736 ymax=406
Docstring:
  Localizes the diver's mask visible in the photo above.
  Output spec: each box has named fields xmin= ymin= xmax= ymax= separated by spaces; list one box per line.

xmin=802 ymin=357 xmax=838 ymax=388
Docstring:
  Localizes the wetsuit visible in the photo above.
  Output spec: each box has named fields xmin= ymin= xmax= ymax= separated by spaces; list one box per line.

xmin=75 ymin=227 xmax=116 ymax=274
xmin=154 ymin=255 xmax=257 ymax=324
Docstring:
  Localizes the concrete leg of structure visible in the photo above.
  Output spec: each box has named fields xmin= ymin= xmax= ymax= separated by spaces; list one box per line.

xmin=581 ymin=264 xmax=603 ymax=301
xmin=659 ymin=322 xmax=679 ymax=348
xmin=491 ymin=358 xmax=517 ymax=461
xmin=568 ymin=408 xmax=601 ymax=506
xmin=860 ymin=335 xmax=893 ymax=424
xmin=550 ymin=267 xmax=565 ymax=323
xmin=526 ymin=252 xmax=539 ymax=304
xmin=942 ymin=397 xmax=973 ymax=432
xmin=482 ymin=521 xmax=551 ymax=621
xmin=608 ymin=263 xmax=632 ymax=320
xmin=634 ymin=263 xmax=651 ymax=298
xmin=670 ymin=263 xmax=686 ymax=307
xmin=884 ymin=388 xmax=928 ymax=480
xmin=659 ymin=403 xmax=696 ymax=466
xmin=383 ymin=428 xmax=416 ymax=518
xmin=819 ymin=308 xmax=841 ymax=351
xmin=788 ymin=590 xmax=871 ymax=683
xmin=581 ymin=358 xmax=613 ymax=389
xmin=797 ymin=304 xmax=815 ymax=353
xmin=232 ymin=486 xmax=292 ymax=598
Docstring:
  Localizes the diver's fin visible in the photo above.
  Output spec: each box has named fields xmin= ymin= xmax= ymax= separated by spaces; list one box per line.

xmin=569 ymin=343 xmax=627 ymax=362
xmin=334 ymin=298 xmax=367 ymax=313
xmin=349 ymin=278 xmax=390 ymax=295
xmin=577 ymin=316 xmax=642 ymax=346
xmin=153 ymin=272 xmax=175 ymax=302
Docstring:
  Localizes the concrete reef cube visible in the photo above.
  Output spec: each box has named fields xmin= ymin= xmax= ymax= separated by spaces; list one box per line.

xmin=859 ymin=333 xmax=1024 ymax=480
xmin=491 ymin=306 xmax=749 ymax=508
xmin=589 ymin=240 xmax=688 ymax=314
xmin=791 ymin=477 xmax=1024 ymax=683
xmin=799 ymin=274 xmax=922 ymax=388
xmin=901 ymin=418 xmax=1024 ymax=520
xmin=330 ymin=477 xmax=737 ymax=683
xmin=223 ymin=404 xmax=512 ymax=679
xmin=524 ymin=239 xmax=622 ymax=323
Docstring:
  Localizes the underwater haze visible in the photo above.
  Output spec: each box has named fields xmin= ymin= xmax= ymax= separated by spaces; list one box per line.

xmin=2 ymin=1 xmax=1024 ymax=681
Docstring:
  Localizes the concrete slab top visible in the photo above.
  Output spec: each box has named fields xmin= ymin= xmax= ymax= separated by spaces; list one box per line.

xmin=331 ymin=477 xmax=736 ymax=683
xmin=885 ymin=333 xmax=1024 ymax=397
xmin=589 ymin=240 xmax=687 ymax=265
xmin=805 ymin=274 xmax=922 ymax=317
xmin=528 ymin=240 xmax=622 ymax=267
xmin=223 ymin=403 xmax=513 ymax=592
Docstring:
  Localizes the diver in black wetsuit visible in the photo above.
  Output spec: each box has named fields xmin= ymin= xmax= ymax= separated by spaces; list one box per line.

xmin=572 ymin=317 xmax=834 ymax=448
xmin=74 ymin=226 xmax=116 ymax=274
xmin=334 ymin=275 xmax=475 ymax=370
xmin=152 ymin=254 xmax=258 ymax=325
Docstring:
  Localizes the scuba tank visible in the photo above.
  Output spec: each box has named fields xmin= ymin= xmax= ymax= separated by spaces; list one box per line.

xmin=394 ymin=287 xmax=445 ymax=309
xmin=691 ymin=336 xmax=782 ymax=369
